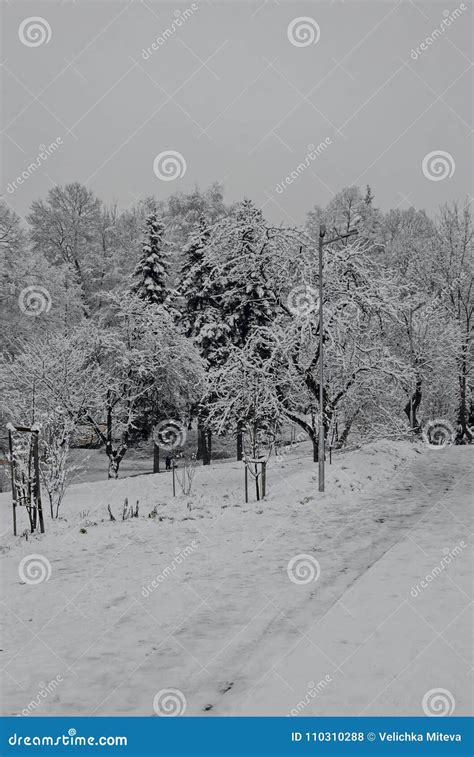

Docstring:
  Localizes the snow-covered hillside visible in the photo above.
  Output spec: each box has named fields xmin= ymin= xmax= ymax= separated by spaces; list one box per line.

xmin=0 ymin=442 xmax=472 ymax=718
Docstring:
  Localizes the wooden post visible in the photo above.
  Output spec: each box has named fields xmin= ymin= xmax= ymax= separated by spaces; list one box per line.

xmin=329 ymin=446 xmax=332 ymax=465
xmin=236 ymin=422 xmax=243 ymax=461
xmin=32 ymin=432 xmax=44 ymax=534
xmin=153 ymin=442 xmax=160 ymax=473
xmin=244 ymin=464 xmax=248 ymax=503
xmin=255 ymin=463 xmax=260 ymax=501
xmin=261 ymin=461 xmax=266 ymax=498
xmin=8 ymin=430 xmax=17 ymax=537
xmin=172 ymin=464 xmax=176 ymax=497
xmin=29 ymin=439 xmax=36 ymax=531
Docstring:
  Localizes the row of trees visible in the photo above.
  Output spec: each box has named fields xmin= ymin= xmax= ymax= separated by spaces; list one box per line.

xmin=1 ymin=183 xmax=472 ymax=492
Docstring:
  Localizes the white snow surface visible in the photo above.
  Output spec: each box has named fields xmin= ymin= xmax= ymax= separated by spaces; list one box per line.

xmin=0 ymin=441 xmax=472 ymax=717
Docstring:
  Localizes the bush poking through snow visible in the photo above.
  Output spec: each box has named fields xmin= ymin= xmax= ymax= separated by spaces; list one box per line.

xmin=122 ymin=498 xmax=139 ymax=519
xmin=174 ymin=457 xmax=198 ymax=495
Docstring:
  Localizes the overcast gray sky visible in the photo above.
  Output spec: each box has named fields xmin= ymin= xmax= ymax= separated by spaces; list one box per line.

xmin=1 ymin=0 xmax=472 ymax=225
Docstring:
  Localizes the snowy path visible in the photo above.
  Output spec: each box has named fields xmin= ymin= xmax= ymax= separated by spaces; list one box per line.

xmin=0 ymin=443 xmax=472 ymax=717
xmin=228 ymin=447 xmax=473 ymax=717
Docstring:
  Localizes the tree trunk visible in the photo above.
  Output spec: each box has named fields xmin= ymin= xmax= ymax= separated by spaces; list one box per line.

xmin=197 ymin=420 xmax=211 ymax=465
xmin=458 ymin=340 xmax=472 ymax=441
xmin=255 ymin=463 xmax=260 ymax=501
xmin=197 ymin=418 xmax=204 ymax=460
xmin=108 ymin=457 xmax=119 ymax=479
xmin=404 ymin=376 xmax=422 ymax=433
xmin=204 ymin=430 xmax=212 ymax=465
xmin=202 ymin=429 xmax=211 ymax=466
xmin=335 ymin=412 xmax=357 ymax=449
xmin=153 ymin=442 xmax=160 ymax=473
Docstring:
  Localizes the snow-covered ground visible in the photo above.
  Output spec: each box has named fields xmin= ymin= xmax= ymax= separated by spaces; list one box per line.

xmin=0 ymin=441 xmax=472 ymax=717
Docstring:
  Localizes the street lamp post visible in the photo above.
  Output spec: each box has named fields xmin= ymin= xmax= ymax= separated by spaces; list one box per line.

xmin=318 ymin=225 xmax=326 ymax=492
xmin=317 ymin=225 xmax=358 ymax=493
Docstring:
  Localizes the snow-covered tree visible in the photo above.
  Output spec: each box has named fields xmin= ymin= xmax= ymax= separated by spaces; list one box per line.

xmin=28 ymin=183 xmax=102 ymax=316
xmin=205 ymin=335 xmax=283 ymax=454
xmin=132 ymin=212 xmax=169 ymax=305
xmin=434 ymin=201 xmax=473 ymax=440
xmin=0 ymin=328 xmax=107 ymax=511
xmin=87 ymin=293 xmax=203 ymax=476
xmin=198 ymin=200 xmax=281 ymax=458
xmin=178 ymin=217 xmax=212 ymax=339
xmin=306 ymin=186 xmax=383 ymax=248
xmin=176 ymin=217 xmax=215 ymax=463
xmin=256 ymin=235 xmax=409 ymax=459
xmin=39 ymin=414 xmax=83 ymax=518
xmin=388 ymin=291 xmax=459 ymax=433
xmin=207 ymin=200 xmax=279 ymax=350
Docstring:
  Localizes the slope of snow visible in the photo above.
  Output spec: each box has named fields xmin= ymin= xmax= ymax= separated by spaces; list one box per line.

xmin=0 ymin=441 xmax=471 ymax=718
